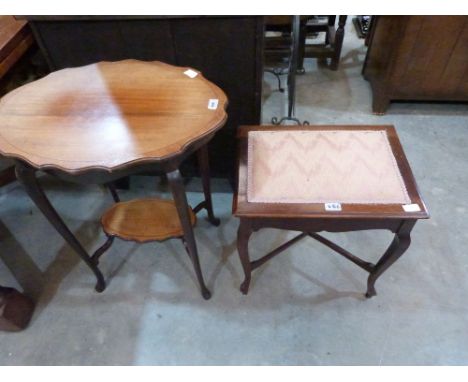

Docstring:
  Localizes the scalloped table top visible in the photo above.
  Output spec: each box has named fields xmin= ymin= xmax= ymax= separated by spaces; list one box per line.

xmin=0 ymin=60 xmax=228 ymax=173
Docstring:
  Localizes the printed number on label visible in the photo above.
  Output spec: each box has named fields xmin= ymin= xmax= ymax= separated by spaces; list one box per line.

xmin=325 ymin=202 xmax=342 ymax=211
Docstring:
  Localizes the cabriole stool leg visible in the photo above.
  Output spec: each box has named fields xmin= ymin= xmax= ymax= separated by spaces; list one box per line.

xmin=167 ymin=169 xmax=211 ymax=300
xmin=15 ymin=162 xmax=106 ymax=293
xmin=237 ymin=220 xmax=253 ymax=295
xmin=366 ymin=220 xmax=416 ymax=298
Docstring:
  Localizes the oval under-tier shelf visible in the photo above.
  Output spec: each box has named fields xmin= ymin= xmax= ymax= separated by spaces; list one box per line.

xmin=101 ymin=198 xmax=195 ymax=242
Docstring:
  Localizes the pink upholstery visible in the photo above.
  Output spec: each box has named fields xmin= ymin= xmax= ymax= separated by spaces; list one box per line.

xmin=247 ymin=130 xmax=411 ymax=204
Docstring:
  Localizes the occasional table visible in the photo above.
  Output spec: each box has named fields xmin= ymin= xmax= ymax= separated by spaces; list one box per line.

xmin=0 ymin=60 xmax=228 ymax=299
xmin=233 ymin=125 xmax=429 ymax=298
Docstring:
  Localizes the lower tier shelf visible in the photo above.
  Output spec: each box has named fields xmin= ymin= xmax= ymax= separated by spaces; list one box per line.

xmin=101 ymin=198 xmax=196 ymax=243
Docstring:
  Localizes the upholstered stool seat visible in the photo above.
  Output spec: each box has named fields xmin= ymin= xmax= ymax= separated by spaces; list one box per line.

xmin=248 ymin=129 xmax=411 ymax=204
xmin=233 ymin=125 xmax=429 ymax=298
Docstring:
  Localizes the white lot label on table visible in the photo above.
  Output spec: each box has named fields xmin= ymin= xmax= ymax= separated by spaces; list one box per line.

xmin=183 ymin=69 xmax=198 ymax=78
xmin=325 ymin=202 xmax=342 ymax=211
xmin=402 ymin=203 xmax=421 ymax=212
xmin=208 ymin=99 xmax=219 ymax=110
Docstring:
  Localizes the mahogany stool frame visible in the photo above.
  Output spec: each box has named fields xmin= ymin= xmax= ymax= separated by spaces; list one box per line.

xmin=233 ymin=125 xmax=429 ymax=298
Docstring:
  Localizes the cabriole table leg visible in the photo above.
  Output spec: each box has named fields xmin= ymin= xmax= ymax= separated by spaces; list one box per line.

xmin=237 ymin=220 xmax=253 ymax=295
xmin=14 ymin=162 xmax=106 ymax=293
xmin=196 ymin=145 xmax=220 ymax=226
xmin=167 ymin=168 xmax=211 ymax=300
xmin=106 ymin=182 xmax=120 ymax=203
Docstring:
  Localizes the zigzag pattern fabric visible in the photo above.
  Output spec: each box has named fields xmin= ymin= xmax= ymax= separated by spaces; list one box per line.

xmin=247 ymin=130 xmax=411 ymax=204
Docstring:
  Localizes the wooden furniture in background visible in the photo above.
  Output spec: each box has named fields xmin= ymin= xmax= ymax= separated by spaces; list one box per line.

xmin=20 ymin=16 xmax=264 ymax=179
xmin=0 ymin=16 xmax=34 ymax=79
xmin=363 ymin=16 xmax=468 ymax=114
xmin=264 ymin=16 xmax=347 ymax=73
xmin=0 ymin=60 xmax=228 ymax=299
xmin=0 ymin=16 xmax=37 ymax=324
xmin=299 ymin=16 xmax=348 ymax=71
xmin=352 ymin=16 xmax=372 ymax=39
xmin=0 ymin=16 xmax=35 ymax=187
xmin=233 ymin=125 xmax=429 ymax=298
xmin=264 ymin=15 xmax=294 ymax=93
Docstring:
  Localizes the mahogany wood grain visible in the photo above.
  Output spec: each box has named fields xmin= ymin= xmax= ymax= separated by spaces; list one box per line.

xmin=0 ymin=16 xmax=34 ymax=187
xmin=363 ymin=16 xmax=468 ymax=113
xmin=101 ymin=198 xmax=196 ymax=243
xmin=0 ymin=60 xmax=228 ymax=173
xmin=19 ymin=16 xmax=264 ymax=178
xmin=0 ymin=16 xmax=33 ymax=77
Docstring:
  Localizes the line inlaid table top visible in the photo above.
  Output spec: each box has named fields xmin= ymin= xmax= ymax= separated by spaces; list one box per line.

xmin=0 ymin=59 xmax=228 ymax=173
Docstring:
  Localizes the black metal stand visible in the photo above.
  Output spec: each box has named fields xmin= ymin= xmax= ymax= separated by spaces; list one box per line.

xmin=271 ymin=15 xmax=310 ymax=126
xmin=265 ymin=68 xmax=287 ymax=93
xmin=271 ymin=117 xmax=310 ymax=126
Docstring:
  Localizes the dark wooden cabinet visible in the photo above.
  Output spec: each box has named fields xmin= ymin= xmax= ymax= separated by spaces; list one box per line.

xmin=22 ymin=16 xmax=265 ymax=178
xmin=363 ymin=16 xmax=468 ymax=114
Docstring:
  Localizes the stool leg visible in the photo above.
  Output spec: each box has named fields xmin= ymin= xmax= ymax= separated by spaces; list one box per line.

xmin=197 ymin=145 xmax=220 ymax=226
xmin=167 ymin=169 xmax=211 ymax=300
xmin=366 ymin=220 xmax=416 ymax=298
xmin=15 ymin=162 xmax=106 ymax=293
xmin=237 ymin=220 xmax=253 ymax=295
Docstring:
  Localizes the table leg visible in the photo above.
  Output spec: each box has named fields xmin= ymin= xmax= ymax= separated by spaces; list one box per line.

xmin=106 ymin=183 xmax=120 ymax=203
xmin=15 ymin=162 xmax=106 ymax=292
xmin=366 ymin=220 xmax=416 ymax=298
xmin=0 ymin=286 xmax=35 ymax=331
xmin=330 ymin=15 xmax=347 ymax=70
xmin=167 ymin=169 xmax=211 ymax=300
xmin=196 ymin=145 xmax=220 ymax=226
xmin=237 ymin=220 xmax=253 ymax=295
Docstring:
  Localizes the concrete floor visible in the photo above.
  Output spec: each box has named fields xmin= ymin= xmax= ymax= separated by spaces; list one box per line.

xmin=1 ymin=19 xmax=468 ymax=365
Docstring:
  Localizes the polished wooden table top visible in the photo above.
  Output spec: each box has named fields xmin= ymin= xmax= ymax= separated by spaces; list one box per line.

xmin=0 ymin=60 xmax=228 ymax=173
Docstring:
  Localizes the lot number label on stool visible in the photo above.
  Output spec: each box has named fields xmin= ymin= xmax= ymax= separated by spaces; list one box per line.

xmin=402 ymin=204 xmax=421 ymax=212
xmin=325 ymin=202 xmax=342 ymax=211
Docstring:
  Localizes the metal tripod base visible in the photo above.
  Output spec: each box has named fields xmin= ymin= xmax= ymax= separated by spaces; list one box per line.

xmin=271 ymin=116 xmax=310 ymax=125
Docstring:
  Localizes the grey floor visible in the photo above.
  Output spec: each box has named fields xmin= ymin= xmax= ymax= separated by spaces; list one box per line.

xmin=1 ymin=19 xmax=468 ymax=365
